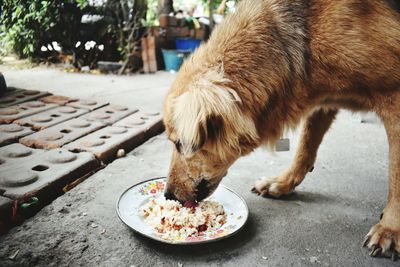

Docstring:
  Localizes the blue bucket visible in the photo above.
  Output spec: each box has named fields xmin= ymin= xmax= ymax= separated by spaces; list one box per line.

xmin=162 ymin=49 xmax=189 ymax=71
xmin=175 ymin=38 xmax=202 ymax=52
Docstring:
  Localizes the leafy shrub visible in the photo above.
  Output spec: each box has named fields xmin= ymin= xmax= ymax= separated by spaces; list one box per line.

xmin=1 ymin=1 xmax=86 ymax=59
xmin=1 ymin=0 xmax=144 ymax=68
xmin=0 ymin=25 xmax=12 ymax=58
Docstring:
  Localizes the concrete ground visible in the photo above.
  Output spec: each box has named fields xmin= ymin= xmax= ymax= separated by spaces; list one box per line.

xmin=0 ymin=68 xmax=397 ymax=266
xmin=1 ymin=66 xmax=176 ymax=110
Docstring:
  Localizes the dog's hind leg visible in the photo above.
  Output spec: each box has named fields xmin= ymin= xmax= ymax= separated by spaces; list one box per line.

xmin=363 ymin=94 xmax=400 ymax=260
xmin=252 ymin=108 xmax=338 ymax=197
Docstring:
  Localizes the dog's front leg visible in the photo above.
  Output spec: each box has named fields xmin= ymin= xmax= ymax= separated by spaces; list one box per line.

xmin=252 ymin=108 xmax=338 ymax=197
xmin=363 ymin=104 xmax=400 ymax=260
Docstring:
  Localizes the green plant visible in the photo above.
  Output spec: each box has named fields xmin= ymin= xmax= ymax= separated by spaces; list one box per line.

xmin=1 ymin=0 xmax=87 ymax=59
xmin=142 ymin=0 xmax=159 ymax=27
xmin=2 ymin=1 xmax=54 ymax=58
xmin=0 ymin=25 xmax=12 ymax=57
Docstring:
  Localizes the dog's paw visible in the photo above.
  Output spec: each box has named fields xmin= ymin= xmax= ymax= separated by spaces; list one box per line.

xmin=363 ymin=222 xmax=399 ymax=260
xmin=251 ymin=176 xmax=294 ymax=198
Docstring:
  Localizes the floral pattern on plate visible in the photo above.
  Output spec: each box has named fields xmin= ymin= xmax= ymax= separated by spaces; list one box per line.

xmin=139 ymin=180 xmax=165 ymax=195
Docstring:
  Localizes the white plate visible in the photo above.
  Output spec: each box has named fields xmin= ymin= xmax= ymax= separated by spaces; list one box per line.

xmin=116 ymin=177 xmax=249 ymax=245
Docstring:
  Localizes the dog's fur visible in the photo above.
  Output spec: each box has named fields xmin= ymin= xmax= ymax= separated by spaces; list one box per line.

xmin=163 ymin=0 xmax=400 ymax=259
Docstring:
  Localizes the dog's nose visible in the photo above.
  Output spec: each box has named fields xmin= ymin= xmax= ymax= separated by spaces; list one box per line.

xmin=196 ymin=179 xmax=210 ymax=201
xmin=164 ymin=190 xmax=177 ymax=201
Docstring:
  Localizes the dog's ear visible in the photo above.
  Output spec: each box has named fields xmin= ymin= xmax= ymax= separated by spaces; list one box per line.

xmin=195 ymin=115 xmax=224 ymax=152
xmin=171 ymin=68 xmax=259 ymax=158
xmin=171 ymin=84 xmax=235 ymax=155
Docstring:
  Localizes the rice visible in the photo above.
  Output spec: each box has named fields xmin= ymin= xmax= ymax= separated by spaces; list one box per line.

xmin=139 ymin=197 xmax=227 ymax=240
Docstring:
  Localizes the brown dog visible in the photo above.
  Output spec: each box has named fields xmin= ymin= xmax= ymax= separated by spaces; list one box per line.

xmin=163 ymin=0 xmax=400 ymax=259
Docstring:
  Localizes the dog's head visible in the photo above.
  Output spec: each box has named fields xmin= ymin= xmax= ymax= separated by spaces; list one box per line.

xmin=163 ymin=56 xmax=259 ymax=203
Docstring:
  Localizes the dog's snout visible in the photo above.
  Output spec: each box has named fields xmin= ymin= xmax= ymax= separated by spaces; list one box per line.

xmin=164 ymin=190 xmax=177 ymax=201
xmin=196 ymin=179 xmax=210 ymax=201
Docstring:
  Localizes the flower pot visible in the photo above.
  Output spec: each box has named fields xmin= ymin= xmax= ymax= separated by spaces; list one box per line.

xmin=175 ymin=38 xmax=202 ymax=52
xmin=161 ymin=49 xmax=190 ymax=71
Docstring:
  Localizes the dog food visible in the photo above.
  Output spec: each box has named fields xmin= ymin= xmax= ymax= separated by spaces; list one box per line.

xmin=139 ymin=197 xmax=227 ymax=240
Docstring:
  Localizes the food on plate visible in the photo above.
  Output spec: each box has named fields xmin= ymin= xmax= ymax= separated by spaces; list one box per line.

xmin=139 ymin=197 xmax=226 ymax=240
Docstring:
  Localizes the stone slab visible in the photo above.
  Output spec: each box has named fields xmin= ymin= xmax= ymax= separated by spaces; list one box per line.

xmin=0 ymin=196 xmax=13 ymax=213
xmin=80 ymin=105 xmax=137 ymax=125
xmin=0 ymin=124 xmax=34 ymax=147
xmin=67 ymin=99 xmax=109 ymax=111
xmin=0 ymin=148 xmax=99 ymax=201
xmin=0 ymin=101 xmax=57 ymax=124
xmin=15 ymin=106 xmax=88 ymax=130
xmin=39 ymin=95 xmax=78 ymax=105
xmin=64 ymin=126 xmax=145 ymax=163
xmin=113 ymin=110 xmax=164 ymax=138
xmin=20 ymin=118 xmax=105 ymax=149
xmin=0 ymin=89 xmax=50 ymax=108
xmin=0 ymin=196 xmax=13 ymax=234
xmin=0 ymin=143 xmax=45 ymax=167
xmin=0 ymin=69 xmax=176 ymax=111
xmin=0 ymin=196 xmax=13 ymax=211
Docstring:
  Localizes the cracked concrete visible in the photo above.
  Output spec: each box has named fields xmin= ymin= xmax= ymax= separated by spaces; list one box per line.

xmin=0 ymin=110 xmax=397 ymax=266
